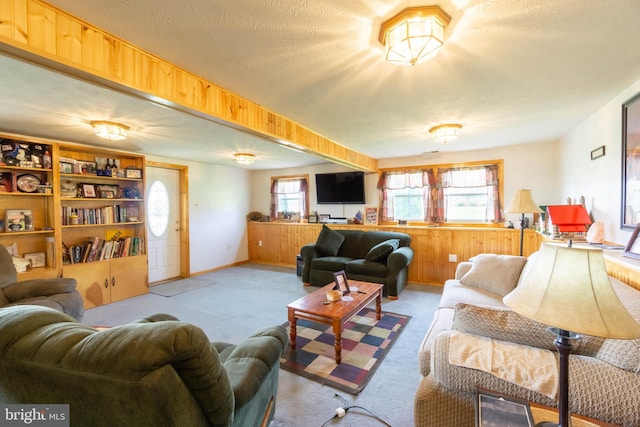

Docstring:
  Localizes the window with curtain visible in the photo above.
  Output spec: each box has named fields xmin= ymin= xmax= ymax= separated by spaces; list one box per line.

xmin=378 ymin=169 xmax=434 ymax=222
xmin=269 ymin=176 xmax=309 ymax=219
xmin=378 ymin=161 xmax=503 ymax=224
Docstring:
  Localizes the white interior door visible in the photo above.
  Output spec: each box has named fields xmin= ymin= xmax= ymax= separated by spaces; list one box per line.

xmin=146 ymin=166 xmax=181 ymax=284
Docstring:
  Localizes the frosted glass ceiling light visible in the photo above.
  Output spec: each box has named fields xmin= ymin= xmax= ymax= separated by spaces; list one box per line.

xmin=378 ymin=6 xmax=451 ymax=66
xmin=429 ymin=124 xmax=462 ymax=143
xmin=91 ymin=121 xmax=129 ymax=141
xmin=234 ymin=153 xmax=255 ymax=165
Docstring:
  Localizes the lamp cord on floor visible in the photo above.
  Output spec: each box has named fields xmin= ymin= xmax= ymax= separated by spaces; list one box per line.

xmin=319 ymin=393 xmax=393 ymax=427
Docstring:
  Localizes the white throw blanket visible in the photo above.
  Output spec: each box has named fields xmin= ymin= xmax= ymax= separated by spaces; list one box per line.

xmin=448 ymin=330 xmax=558 ymax=399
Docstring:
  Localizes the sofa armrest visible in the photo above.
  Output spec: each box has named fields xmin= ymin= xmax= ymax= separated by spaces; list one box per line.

xmin=455 ymin=262 xmax=472 ymax=279
xmin=388 ymin=246 xmax=413 ymax=271
xmin=3 ymin=278 xmax=78 ymax=303
xmin=223 ymin=325 xmax=288 ymax=409
xmin=300 ymin=243 xmax=320 ymax=282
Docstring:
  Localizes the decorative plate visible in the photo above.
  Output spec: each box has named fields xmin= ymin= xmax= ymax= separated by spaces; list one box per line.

xmin=16 ymin=174 xmax=41 ymax=193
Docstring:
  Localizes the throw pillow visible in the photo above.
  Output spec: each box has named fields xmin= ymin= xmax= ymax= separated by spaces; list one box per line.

xmin=452 ymin=303 xmax=603 ymax=356
xmin=459 ymin=253 xmax=527 ymax=296
xmin=315 ymin=225 xmax=345 ymax=256
xmin=365 ymin=239 xmax=400 ymax=262
xmin=452 ymin=303 xmax=556 ymax=351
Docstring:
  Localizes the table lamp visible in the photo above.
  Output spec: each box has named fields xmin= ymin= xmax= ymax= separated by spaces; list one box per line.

xmin=503 ymin=242 xmax=640 ymax=427
xmin=505 ymin=189 xmax=542 ymax=256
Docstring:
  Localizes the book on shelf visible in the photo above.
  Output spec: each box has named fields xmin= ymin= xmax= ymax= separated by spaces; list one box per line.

xmin=61 ymin=204 xmax=141 ymax=225
xmin=65 ymin=235 xmax=144 ymax=263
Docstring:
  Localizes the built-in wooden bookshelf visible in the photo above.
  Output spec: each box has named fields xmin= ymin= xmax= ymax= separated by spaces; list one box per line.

xmin=0 ymin=132 xmax=148 ymax=308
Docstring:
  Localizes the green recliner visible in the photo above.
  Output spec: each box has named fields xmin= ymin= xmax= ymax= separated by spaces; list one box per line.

xmin=0 ymin=305 xmax=288 ymax=427
xmin=0 ymin=244 xmax=84 ymax=320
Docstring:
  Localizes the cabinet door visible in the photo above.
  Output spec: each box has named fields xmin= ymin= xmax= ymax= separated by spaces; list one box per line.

xmin=64 ymin=262 xmax=110 ymax=309
xmin=110 ymin=256 xmax=148 ymax=302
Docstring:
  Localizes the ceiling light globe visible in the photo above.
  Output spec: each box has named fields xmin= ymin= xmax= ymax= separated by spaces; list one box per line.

xmin=429 ymin=124 xmax=462 ymax=144
xmin=91 ymin=121 xmax=129 ymax=141
xmin=379 ymin=6 xmax=451 ymax=66
xmin=234 ymin=153 xmax=255 ymax=165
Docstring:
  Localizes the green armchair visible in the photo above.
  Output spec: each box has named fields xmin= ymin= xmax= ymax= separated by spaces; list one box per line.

xmin=0 ymin=244 xmax=84 ymax=320
xmin=0 ymin=305 xmax=288 ymax=427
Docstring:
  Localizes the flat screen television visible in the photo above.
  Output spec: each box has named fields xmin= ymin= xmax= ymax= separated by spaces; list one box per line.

xmin=315 ymin=172 xmax=365 ymax=204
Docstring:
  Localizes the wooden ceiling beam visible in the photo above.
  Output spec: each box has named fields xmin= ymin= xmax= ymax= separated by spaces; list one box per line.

xmin=0 ymin=0 xmax=377 ymax=172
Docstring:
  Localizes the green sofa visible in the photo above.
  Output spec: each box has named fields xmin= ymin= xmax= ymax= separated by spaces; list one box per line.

xmin=0 ymin=305 xmax=288 ymax=427
xmin=300 ymin=225 xmax=413 ymax=298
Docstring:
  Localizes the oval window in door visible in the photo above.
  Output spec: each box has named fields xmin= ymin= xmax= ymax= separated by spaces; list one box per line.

xmin=148 ymin=180 xmax=169 ymax=237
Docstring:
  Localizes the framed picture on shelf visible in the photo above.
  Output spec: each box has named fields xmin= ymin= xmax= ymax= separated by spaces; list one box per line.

xmin=365 ymin=206 xmax=378 ymax=225
xmin=24 ymin=252 xmax=46 ymax=268
xmin=318 ymin=214 xmax=330 ymax=224
xmin=125 ymin=168 xmax=143 ymax=179
xmin=97 ymin=184 xmax=119 ymax=199
xmin=475 ymin=388 xmax=534 ymax=427
xmin=59 ymin=162 xmax=74 ymax=174
xmin=75 ymin=161 xmax=97 ymax=175
xmin=5 ymin=209 xmax=33 ymax=232
xmin=81 ymin=183 xmax=97 ymax=198
xmin=0 ymin=172 xmax=13 ymax=192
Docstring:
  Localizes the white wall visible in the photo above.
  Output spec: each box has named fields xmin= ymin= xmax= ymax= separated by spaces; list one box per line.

xmin=558 ymin=77 xmax=640 ymax=245
xmin=146 ymin=154 xmax=251 ymax=274
xmin=250 ymin=140 xmax=561 ymax=227
xmin=249 ymin=163 xmax=381 ymax=220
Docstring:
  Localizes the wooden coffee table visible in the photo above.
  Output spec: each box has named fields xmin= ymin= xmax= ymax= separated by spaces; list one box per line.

xmin=287 ymin=280 xmax=384 ymax=364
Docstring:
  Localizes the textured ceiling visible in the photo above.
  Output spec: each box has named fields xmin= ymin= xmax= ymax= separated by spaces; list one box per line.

xmin=2 ymin=0 xmax=640 ymax=169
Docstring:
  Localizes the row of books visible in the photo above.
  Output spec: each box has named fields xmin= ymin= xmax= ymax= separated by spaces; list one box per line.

xmin=63 ymin=236 xmax=144 ymax=264
xmin=61 ymin=205 xmax=139 ymax=225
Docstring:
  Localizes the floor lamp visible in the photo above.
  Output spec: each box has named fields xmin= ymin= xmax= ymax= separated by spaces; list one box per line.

xmin=503 ymin=243 xmax=640 ymax=427
xmin=505 ymin=189 xmax=542 ymax=256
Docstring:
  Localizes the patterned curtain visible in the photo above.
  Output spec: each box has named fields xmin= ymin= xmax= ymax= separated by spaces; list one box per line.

xmin=378 ymin=169 xmax=433 ymax=222
xmin=269 ymin=179 xmax=279 ymax=218
xmin=299 ymin=178 xmax=309 ymax=217
xmin=270 ymin=177 xmax=309 ymax=219
xmin=433 ymin=165 xmax=503 ymax=223
xmin=485 ymin=165 xmax=503 ymax=222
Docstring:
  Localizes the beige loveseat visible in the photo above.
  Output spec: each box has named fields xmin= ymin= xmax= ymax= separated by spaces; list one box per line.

xmin=415 ymin=251 xmax=640 ymax=427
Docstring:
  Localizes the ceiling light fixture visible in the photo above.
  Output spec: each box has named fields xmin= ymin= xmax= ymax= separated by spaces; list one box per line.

xmin=429 ymin=124 xmax=462 ymax=143
xmin=378 ymin=5 xmax=451 ymax=66
xmin=90 ymin=121 xmax=129 ymax=141
xmin=234 ymin=153 xmax=255 ymax=165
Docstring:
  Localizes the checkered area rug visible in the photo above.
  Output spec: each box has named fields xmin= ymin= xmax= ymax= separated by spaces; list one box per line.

xmin=280 ymin=308 xmax=411 ymax=394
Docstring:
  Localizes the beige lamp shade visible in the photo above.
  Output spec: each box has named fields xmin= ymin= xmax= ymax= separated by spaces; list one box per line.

xmin=504 ymin=189 xmax=542 ymax=214
xmin=503 ymin=243 xmax=640 ymax=339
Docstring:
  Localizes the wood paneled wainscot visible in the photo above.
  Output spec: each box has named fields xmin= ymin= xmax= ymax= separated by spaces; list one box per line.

xmin=247 ymin=222 xmax=543 ymax=286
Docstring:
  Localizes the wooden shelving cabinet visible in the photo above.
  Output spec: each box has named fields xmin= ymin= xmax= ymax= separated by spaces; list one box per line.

xmin=0 ymin=137 xmax=57 ymax=280
xmin=0 ymin=132 xmax=149 ymax=308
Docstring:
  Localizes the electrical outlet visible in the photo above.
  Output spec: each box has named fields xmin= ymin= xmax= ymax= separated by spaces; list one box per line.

xmin=448 ymin=254 xmax=457 ymax=262
xmin=258 ymin=240 xmax=263 ymax=247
